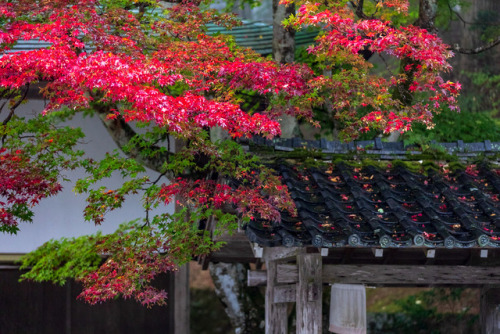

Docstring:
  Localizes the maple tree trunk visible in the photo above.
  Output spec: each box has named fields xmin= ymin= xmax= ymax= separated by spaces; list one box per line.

xmin=273 ymin=0 xmax=300 ymax=138
xmin=415 ymin=0 xmax=438 ymax=34
xmin=272 ymin=0 xmax=295 ymax=64
xmin=209 ymin=263 xmax=264 ymax=333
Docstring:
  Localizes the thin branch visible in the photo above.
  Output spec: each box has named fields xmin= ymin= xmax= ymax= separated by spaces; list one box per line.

xmin=448 ymin=2 xmax=467 ymax=28
xmin=95 ymin=104 xmax=172 ymax=174
xmin=447 ymin=1 xmax=500 ymax=27
xmin=0 ymin=90 xmax=17 ymax=116
xmin=350 ymin=0 xmax=371 ymax=20
xmin=2 ymin=85 xmax=30 ymax=145
xmin=150 ymin=170 xmax=168 ymax=186
xmin=2 ymin=84 xmax=29 ymax=125
xmin=451 ymin=36 xmax=500 ymax=54
xmin=144 ymin=196 xmax=151 ymax=226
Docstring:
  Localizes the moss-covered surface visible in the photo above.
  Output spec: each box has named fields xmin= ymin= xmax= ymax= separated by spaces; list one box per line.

xmin=249 ymin=143 xmax=500 ymax=177
xmin=250 ymin=141 xmax=500 ymax=163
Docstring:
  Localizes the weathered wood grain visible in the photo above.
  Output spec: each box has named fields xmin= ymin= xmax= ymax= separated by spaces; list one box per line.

xmin=263 ymin=247 xmax=300 ymax=261
xmin=249 ymin=264 xmax=500 ymax=287
xmin=174 ymin=264 xmax=190 ymax=334
xmin=296 ymin=253 xmax=322 ymax=334
xmin=265 ymin=260 xmax=288 ymax=334
xmin=210 ymin=237 xmax=500 ymax=266
xmin=277 ymin=264 xmax=297 ymax=284
xmin=247 ymin=269 xmax=267 ymax=287
xmin=273 ymin=285 xmax=296 ymax=303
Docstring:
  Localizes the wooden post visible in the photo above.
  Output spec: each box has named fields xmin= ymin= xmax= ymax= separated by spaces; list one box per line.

xmin=481 ymin=286 xmax=500 ymax=334
xmin=174 ymin=264 xmax=190 ymax=334
xmin=296 ymin=253 xmax=322 ymax=334
xmin=266 ymin=259 xmax=288 ymax=334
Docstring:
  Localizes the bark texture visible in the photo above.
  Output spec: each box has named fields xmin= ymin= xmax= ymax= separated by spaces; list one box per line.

xmin=273 ymin=0 xmax=299 ymax=138
xmin=415 ymin=0 xmax=438 ymax=34
xmin=96 ymin=106 xmax=170 ymax=173
xmin=272 ymin=0 xmax=295 ymax=64
xmin=209 ymin=262 xmax=264 ymax=334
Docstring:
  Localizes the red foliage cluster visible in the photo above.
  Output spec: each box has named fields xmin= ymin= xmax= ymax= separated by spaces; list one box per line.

xmin=0 ymin=0 xmax=315 ymax=140
xmin=0 ymin=148 xmax=62 ymax=228
xmin=79 ymin=234 xmax=175 ymax=307
xmin=159 ymin=172 xmax=296 ymax=222
xmin=290 ymin=0 xmax=460 ymax=136
xmin=1 ymin=0 xmax=462 ymax=305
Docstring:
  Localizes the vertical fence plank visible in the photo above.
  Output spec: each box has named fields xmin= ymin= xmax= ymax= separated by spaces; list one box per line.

xmin=296 ymin=253 xmax=322 ymax=334
xmin=266 ymin=260 xmax=288 ymax=334
xmin=174 ymin=264 xmax=190 ymax=334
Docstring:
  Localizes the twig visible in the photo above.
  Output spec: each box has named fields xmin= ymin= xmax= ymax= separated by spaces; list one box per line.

xmin=451 ymin=36 xmax=500 ymax=54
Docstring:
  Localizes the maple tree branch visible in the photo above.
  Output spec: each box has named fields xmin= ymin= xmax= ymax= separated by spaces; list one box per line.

xmin=444 ymin=1 xmax=500 ymax=54
xmin=2 ymin=84 xmax=29 ymax=126
xmin=451 ymin=36 xmax=500 ymax=54
xmin=350 ymin=0 xmax=370 ymax=20
xmin=448 ymin=3 xmax=467 ymax=28
xmin=0 ymin=90 xmax=17 ymax=117
xmin=2 ymin=85 xmax=29 ymax=145
xmin=446 ymin=1 xmax=500 ymax=27
xmin=95 ymin=107 xmax=172 ymax=174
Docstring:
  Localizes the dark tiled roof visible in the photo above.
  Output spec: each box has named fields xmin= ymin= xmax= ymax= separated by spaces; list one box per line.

xmin=245 ymin=161 xmax=500 ymax=249
xmin=251 ymin=137 xmax=500 ymax=158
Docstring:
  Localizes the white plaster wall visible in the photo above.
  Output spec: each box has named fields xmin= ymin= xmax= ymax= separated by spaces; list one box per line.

xmin=0 ymin=100 xmax=174 ymax=253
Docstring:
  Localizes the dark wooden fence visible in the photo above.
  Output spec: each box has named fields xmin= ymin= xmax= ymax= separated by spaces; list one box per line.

xmin=0 ymin=268 xmax=174 ymax=334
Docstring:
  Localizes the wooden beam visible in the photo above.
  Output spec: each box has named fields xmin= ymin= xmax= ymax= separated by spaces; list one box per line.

xmin=277 ymin=264 xmax=297 ymax=284
xmin=248 ymin=264 xmax=500 ymax=287
xmin=174 ymin=264 xmax=190 ymax=334
xmin=265 ymin=260 xmax=288 ymax=334
xmin=263 ymin=247 xmax=299 ymax=261
xmin=323 ymin=265 xmax=500 ymax=286
xmin=0 ymin=253 xmax=24 ymax=262
xmin=247 ymin=270 xmax=267 ymax=287
xmin=296 ymin=253 xmax=322 ymax=334
xmin=210 ymin=236 xmax=500 ymax=265
xmin=273 ymin=285 xmax=296 ymax=303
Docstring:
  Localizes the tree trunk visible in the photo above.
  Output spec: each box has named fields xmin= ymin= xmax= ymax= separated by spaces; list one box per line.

xmin=415 ymin=0 xmax=438 ymax=34
xmin=209 ymin=262 xmax=264 ymax=334
xmin=273 ymin=0 xmax=299 ymax=138
xmin=272 ymin=0 xmax=295 ymax=64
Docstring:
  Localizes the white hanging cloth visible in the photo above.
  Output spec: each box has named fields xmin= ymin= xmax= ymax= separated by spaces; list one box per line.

xmin=329 ymin=283 xmax=367 ymax=334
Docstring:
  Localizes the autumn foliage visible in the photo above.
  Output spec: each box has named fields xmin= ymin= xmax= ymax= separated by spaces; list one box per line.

xmin=1 ymin=0 xmax=459 ymax=305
